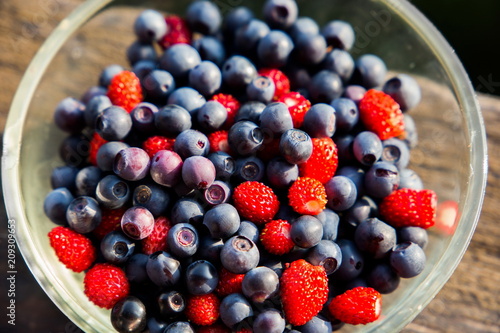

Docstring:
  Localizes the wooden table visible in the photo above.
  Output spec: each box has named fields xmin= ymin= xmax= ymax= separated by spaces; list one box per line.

xmin=0 ymin=0 xmax=498 ymax=332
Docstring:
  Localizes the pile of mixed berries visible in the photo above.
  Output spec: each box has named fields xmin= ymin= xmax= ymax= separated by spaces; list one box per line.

xmin=43 ymin=0 xmax=442 ymax=332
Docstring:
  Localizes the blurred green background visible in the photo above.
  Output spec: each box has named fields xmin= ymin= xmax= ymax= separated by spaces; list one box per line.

xmin=413 ymin=0 xmax=500 ymax=95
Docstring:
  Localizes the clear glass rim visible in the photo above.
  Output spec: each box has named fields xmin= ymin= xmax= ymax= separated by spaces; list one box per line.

xmin=1 ymin=0 xmax=488 ymax=332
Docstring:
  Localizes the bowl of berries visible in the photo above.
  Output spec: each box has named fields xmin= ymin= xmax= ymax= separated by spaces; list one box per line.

xmin=2 ymin=0 xmax=487 ymax=332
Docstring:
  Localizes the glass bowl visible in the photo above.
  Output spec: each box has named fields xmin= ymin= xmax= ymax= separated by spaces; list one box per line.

xmin=2 ymin=0 xmax=487 ymax=332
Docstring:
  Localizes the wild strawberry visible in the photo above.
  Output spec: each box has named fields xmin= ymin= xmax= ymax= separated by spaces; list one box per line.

xmin=379 ymin=188 xmax=437 ymax=229
xmin=92 ymin=207 xmax=126 ymax=240
xmin=434 ymin=200 xmax=459 ymax=235
xmin=280 ymin=259 xmax=329 ymax=326
xmin=142 ymin=135 xmax=176 ymax=158
xmin=288 ymin=177 xmax=327 ymax=215
xmin=233 ymin=181 xmax=280 ymax=225
xmin=48 ymin=226 xmax=96 ymax=273
xmin=215 ymin=268 xmax=244 ymax=297
xmin=141 ymin=216 xmax=171 ymax=255
xmin=107 ymin=70 xmax=143 ymax=112
xmin=84 ymin=263 xmax=129 ymax=309
xmin=256 ymin=137 xmax=281 ymax=162
xmin=298 ymin=137 xmax=338 ymax=184
xmin=208 ymin=130 xmax=231 ymax=154
xmin=359 ymin=89 xmax=405 ymax=140
xmin=185 ymin=293 xmax=220 ymax=326
xmin=277 ymin=91 xmax=311 ymax=128
xmin=159 ymin=15 xmax=191 ymax=49
xmin=258 ymin=68 xmax=291 ymax=99
xmin=260 ymin=219 xmax=295 ymax=255
xmin=328 ymin=287 xmax=382 ymax=325
xmin=210 ymin=93 xmax=240 ymax=129
xmin=88 ymin=132 xmax=107 ymax=166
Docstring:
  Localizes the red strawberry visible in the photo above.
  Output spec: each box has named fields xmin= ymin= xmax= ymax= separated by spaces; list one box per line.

xmin=215 ymin=268 xmax=244 ymax=297
xmin=208 ymin=130 xmax=231 ymax=154
xmin=84 ymin=263 xmax=129 ymax=309
xmin=48 ymin=226 xmax=96 ymax=273
xmin=298 ymin=137 xmax=338 ymax=184
xmin=288 ymin=177 xmax=327 ymax=215
xmin=260 ymin=219 xmax=295 ymax=255
xmin=159 ymin=15 xmax=192 ymax=49
xmin=185 ymin=293 xmax=220 ymax=326
xmin=256 ymin=137 xmax=281 ymax=162
xmin=277 ymin=91 xmax=311 ymax=127
xmin=328 ymin=286 xmax=382 ymax=325
xmin=92 ymin=207 xmax=126 ymax=240
xmin=107 ymin=70 xmax=143 ymax=112
xmin=233 ymin=181 xmax=280 ymax=225
xmin=195 ymin=323 xmax=230 ymax=333
xmin=141 ymin=216 xmax=171 ymax=255
xmin=142 ymin=135 xmax=176 ymax=158
xmin=280 ymin=259 xmax=329 ymax=326
xmin=88 ymin=132 xmax=107 ymax=166
xmin=379 ymin=188 xmax=437 ymax=229
xmin=359 ymin=89 xmax=405 ymax=140
xmin=258 ymin=68 xmax=291 ymax=99
xmin=210 ymin=93 xmax=241 ymax=129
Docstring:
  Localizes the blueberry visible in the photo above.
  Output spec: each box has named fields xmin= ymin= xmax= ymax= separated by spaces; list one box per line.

xmin=237 ymin=221 xmax=260 ymax=244
xmin=257 ymin=30 xmax=294 ymax=68
xmin=219 ymin=293 xmax=254 ymax=328
xmin=114 ymin=147 xmax=150 ymax=181
xmin=286 ymin=65 xmax=312 ymax=92
xmin=321 ymin=20 xmax=355 ymax=50
xmin=331 ymin=239 xmax=364 ymax=281
xmin=134 ymin=9 xmax=168 ymax=43
xmin=85 ymin=95 xmax=112 ymax=127
xmin=133 ymin=183 xmax=170 ymax=217
xmin=75 ymin=166 xmax=102 ymax=197
xmin=234 ymin=156 xmax=265 ymax=183
xmin=383 ymin=74 xmax=422 ymax=111
xmin=323 ymin=49 xmax=355 ymax=83
xmin=146 ymin=251 xmax=181 ymax=288
xmin=155 ymin=105 xmax=191 ymax=137
xmin=223 ymin=6 xmax=254 ymax=38
xmin=354 ymin=218 xmax=397 ymax=259
xmin=121 ymin=206 xmax=155 ymax=240
xmin=260 ymin=102 xmax=294 ymax=136
xmin=342 ymin=196 xmax=378 ymax=228
xmin=158 ymin=291 xmax=186 ymax=319
xmin=398 ymin=227 xmax=428 ymax=249
xmin=98 ymin=64 xmax=124 ymax=88
xmin=242 ymin=266 xmax=279 ymax=303
xmin=95 ymin=175 xmax=130 ymax=209
xmin=192 ymin=36 xmax=226 ymax=67
xmin=290 ymin=215 xmax=323 ymax=248
xmin=228 ymin=121 xmax=264 ymax=156
xmin=207 ymin=151 xmax=235 ymax=180
xmin=168 ymin=223 xmax=200 ymax=258
xmin=222 ymin=55 xmax=257 ymax=89
xmin=364 ymin=161 xmax=400 ymax=198
xmin=132 ymin=59 xmax=158 ymax=81
xmin=185 ymin=260 xmax=218 ymax=295
xmin=170 ymin=198 xmax=204 ymax=225
xmin=186 ymin=0 xmax=222 ymax=35
xmin=266 ymin=157 xmax=298 ymax=188
xmin=307 ymin=240 xmax=342 ymax=275
xmin=203 ymin=203 xmax=240 ymax=239
xmin=189 ymin=61 xmax=222 ymax=97
xmin=253 ymin=309 xmax=286 ymax=333
xmin=343 ymin=84 xmax=367 ymax=104
xmin=295 ymin=33 xmax=327 ymax=65
xmin=142 ymin=70 xmax=176 ymax=104
xmin=101 ymin=231 xmax=135 ymax=265
xmin=302 ymin=103 xmax=336 ymax=138
xmin=315 ymin=208 xmax=340 ymax=241
xmin=366 ymin=263 xmax=400 ymax=294
xmin=164 ymin=321 xmax=194 ymax=333
xmin=381 ymin=138 xmax=410 ymax=170
xmin=95 ymin=106 xmax=132 ymax=141
xmin=182 ymin=156 xmax=216 ymax=190
xmin=54 ymin=97 xmax=86 ymax=133
xmin=147 ymin=318 xmax=167 ymax=333
xmin=167 ymin=87 xmax=206 ymax=116
xmin=44 ymin=188 xmax=74 ymax=225
xmin=50 ymin=166 xmax=79 ymax=191
xmin=289 ymin=17 xmax=320 ymax=40
xmin=263 ymin=0 xmax=298 ymax=30
xmin=96 ymin=142 xmax=129 ymax=172
xmin=234 ymin=19 xmax=270 ymax=55
xmin=330 ymin=97 xmax=359 ymax=133
xmin=247 ymin=76 xmax=276 ymax=103
xmin=399 ymin=168 xmax=424 ymax=190
xmin=125 ymin=253 xmax=150 ymax=284
xmin=129 ymin=102 xmax=158 ymax=134
xmin=390 ymin=241 xmax=426 ymax=278
xmin=111 ymin=296 xmax=147 ymax=333
xmin=66 ymin=196 xmax=101 ymax=233
xmin=336 ymin=166 xmax=365 ymax=195
xmin=174 ymin=129 xmax=210 ymax=158
xmin=403 ymin=114 xmax=418 ymax=148
xmin=353 ymin=131 xmax=383 ymax=166
xmin=235 ymin=102 xmax=265 ymax=124
xmin=197 ymin=236 xmax=224 ymax=263
xmin=204 ymin=180 xmax=232 ymax=205
xmin=334 ymin=134 xmax=355 ymax=164
xmin=58 ymin=134 xmax=88 ymax=166
xmin=351 ymin=54 xmax=388 ymax=89
xmin=81 ymin=86 xmax=106 ymax=105
xmin=325 ymin=176 xmax=358 ymax=211
xmin=160 ymin=44 xmax=201 ymax=80
xmin=309 ymin=70 xmax=343 ymax=103
xmin=297 ymin=315 xmax=333 ymax=333
xmin=279 ymin=129 xmax=313 ymax=164
xmin=196 ymin=101 xmax=227 ymax=132
xmin=126 ymin=40 xmax=158 ymax=66
xmin=220 ymin=235 xmax=260 ymax=274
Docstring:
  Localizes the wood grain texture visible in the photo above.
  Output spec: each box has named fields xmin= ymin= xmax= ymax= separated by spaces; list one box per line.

xmin=0 ymin=0 xmax=498 ymax=332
